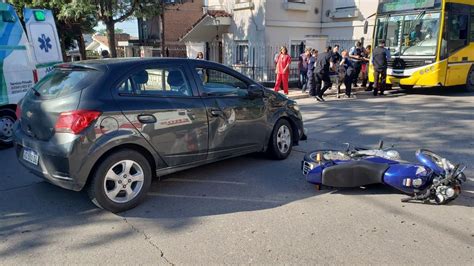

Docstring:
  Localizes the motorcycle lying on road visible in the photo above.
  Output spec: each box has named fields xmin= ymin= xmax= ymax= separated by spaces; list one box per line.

xmin=302 ymin=142 xmax=467 ymax=204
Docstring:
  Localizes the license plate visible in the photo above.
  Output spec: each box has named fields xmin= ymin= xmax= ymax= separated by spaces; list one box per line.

xmin=23 ymin=148 xmax=39 ymax=165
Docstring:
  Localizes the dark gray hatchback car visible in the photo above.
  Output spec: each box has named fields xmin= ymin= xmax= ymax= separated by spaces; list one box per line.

xmin=14 ymin=58 xmax=306 ymax=212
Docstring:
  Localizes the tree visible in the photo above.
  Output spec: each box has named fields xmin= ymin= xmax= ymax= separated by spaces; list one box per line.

xmin=93 ymin=0 xmax=162 ymax=58
xmin=10 ymin=0 xmax=97 ymax=60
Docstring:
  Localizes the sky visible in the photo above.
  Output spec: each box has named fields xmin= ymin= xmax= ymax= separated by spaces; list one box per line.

xmin=95 ymin=19 xmax=139 ymax=37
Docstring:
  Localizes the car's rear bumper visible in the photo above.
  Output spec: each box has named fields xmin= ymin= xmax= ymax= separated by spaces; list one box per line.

xmin=14 ymin=124 xmax=83 ymax=191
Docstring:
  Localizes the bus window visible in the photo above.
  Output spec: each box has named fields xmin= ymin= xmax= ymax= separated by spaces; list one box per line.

xmin=447 ymin=13 xmax=469 ymax=54
xmin=0 ymin=10 xmax=16 ymax=23
xmin=470 ymin=8 xmax=474 ymax=42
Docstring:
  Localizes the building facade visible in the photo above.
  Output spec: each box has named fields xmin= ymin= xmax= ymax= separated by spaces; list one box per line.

xmin=181 ymin=0 xmax=378 ymax=81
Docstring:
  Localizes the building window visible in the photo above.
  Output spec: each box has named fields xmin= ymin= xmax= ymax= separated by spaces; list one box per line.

xmin=288 ymin=0 xmax=305 ymax=3
xmin=235 ymin=0 xmax=251 ymax=3
xmin=290 ymin=41 xmax=305 ymax=59
xmin=235 ymin=42 xmax=249 ymax=65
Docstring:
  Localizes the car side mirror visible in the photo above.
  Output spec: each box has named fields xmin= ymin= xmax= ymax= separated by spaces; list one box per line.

xmin=248 ymin=84 xmax=264 ymax=98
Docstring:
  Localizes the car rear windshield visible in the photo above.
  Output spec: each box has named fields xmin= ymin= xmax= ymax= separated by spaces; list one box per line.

xmin=33 ymin=68 xmax=100 ymax=99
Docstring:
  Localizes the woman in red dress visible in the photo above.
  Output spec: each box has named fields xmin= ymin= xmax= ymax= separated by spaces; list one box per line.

xmin=274 ymin=46 xmax=291 ymax=95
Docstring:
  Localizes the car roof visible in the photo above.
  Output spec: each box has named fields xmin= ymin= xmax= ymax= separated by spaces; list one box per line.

xmin=63 ymin=58 xmax=222 ymax=71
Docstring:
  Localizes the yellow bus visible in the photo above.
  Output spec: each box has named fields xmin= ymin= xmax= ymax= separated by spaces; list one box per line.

xmin=369 ymin=0 xmax=474 ymax=91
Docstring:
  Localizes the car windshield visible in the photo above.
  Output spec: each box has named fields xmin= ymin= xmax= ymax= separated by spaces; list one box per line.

xmin=375 ymin=12 xmax=441 ymax=56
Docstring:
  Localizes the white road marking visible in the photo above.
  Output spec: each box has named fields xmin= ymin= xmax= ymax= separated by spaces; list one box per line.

xmin=162 ymin=178 xmax=246 ymax=185
xmin=148 ymin=192 xmax=283 ymax=204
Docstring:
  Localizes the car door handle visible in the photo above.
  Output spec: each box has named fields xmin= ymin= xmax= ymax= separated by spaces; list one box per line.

xmin=209 ymin=109 xmax=223 ymax=117
xmin=137 ymin=114 xmax=157 ymax=124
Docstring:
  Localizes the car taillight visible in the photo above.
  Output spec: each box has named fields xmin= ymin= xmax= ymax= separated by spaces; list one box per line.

xmin=15 ymin=105 xmax=22 ymax=120
xmin=33 ymin=69 xmax=39 ymax=83
xmin=55 ymin=110 xmax=101 ymax=134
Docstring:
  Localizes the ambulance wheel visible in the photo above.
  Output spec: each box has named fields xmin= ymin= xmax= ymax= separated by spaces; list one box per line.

xmin=0 ymin=108 xmax=16 ymax=148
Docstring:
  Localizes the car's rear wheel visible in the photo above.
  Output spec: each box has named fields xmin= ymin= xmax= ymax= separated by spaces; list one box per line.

xmin=0 ymin=108 xmax=16 ymax=148
xmin=88 ymin=149 xmax=152 ymax=213
xmin=268 ymin=119 xmax=293 ymax=160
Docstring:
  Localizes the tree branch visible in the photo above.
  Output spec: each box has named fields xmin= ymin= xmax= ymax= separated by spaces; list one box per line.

xmin=113 ymin=0 xmax=140 ymax=23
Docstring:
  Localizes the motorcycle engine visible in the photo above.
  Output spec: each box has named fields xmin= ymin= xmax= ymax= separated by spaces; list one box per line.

xmin=435 ymin=185 xmax=460 ymax=204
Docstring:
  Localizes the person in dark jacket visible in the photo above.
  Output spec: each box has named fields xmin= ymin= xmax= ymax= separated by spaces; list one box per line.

xmin=314 ymin=46 xmax=334 ymax=102
xmin=372 ymin=40 xmax=391 ymax=96
xmin=349 ymin=41 xmax=363 ymax=87
xmin=340 ymin=50 xmax=355 ymax=98
xmin=307 ymin=49 xmax=318 ymax=96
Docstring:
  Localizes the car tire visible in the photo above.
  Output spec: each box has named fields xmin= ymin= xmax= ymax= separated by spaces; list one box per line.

xmin=0 ymin=108 xmax=16 ymax=148
xmin=268 ymin=119 xmax=293 ymax=160
xmin=466 ymin=66 xmax=474 ymax=92
xmin=88 ymin=149 xmax=152 ymax=213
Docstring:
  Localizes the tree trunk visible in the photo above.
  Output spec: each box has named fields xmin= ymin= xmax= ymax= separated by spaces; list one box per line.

xmin=77 ymin=32 xmax=87 ymax=60
xmin=160 ymin=1 xmax=165 ymax=57
xmin=59 ymin=33 xmax=68 ymax=62
xmin=105 ymin=21 xmax=117 ymax=58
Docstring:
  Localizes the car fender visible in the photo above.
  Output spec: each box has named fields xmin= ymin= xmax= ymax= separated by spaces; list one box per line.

xmin=72 ymin=128 xmax=164 ymax=190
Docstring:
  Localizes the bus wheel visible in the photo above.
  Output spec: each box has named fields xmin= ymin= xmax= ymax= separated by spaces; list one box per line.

xmin=466 ymin=66 xmax=474 ymax=92
xmin=399 ymin=85 xmax=414 ymax=91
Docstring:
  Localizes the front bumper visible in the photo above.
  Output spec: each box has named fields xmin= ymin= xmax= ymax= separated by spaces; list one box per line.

xmin=14 ymin=124 xmax=83 ymax=191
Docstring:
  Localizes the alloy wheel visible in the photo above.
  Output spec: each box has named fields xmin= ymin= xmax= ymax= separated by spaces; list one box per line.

xmin=276 ymin=125 xmax=291 ymax=154
xmin=103 ymin=160 xmax=145 ymax=203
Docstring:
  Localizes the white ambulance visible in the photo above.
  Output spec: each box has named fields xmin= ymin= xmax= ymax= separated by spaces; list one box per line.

xmin=0 ymin=3 xmax=62 ymax=146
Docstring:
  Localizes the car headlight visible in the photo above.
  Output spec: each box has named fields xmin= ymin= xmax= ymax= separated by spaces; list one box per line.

xmin=292 ymin=104 xmax=300 ymax=111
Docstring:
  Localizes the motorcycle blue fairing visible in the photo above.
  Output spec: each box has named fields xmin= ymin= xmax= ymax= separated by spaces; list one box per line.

xmin=304 ymin=151 xmax=435 ymax=195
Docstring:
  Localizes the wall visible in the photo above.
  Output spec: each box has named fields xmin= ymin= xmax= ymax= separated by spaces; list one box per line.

xmin=321 ymin=0 xmax=378 ymax=46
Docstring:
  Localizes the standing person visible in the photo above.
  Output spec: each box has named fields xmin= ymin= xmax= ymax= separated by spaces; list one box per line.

xmin=307 ymin=49 xmax=318 ymax=96
xmin=372 ymin=40 xmax=390 ymax=96
xmin=273 ymin=46 xmax=291 ymax=95
xmin=314 ymin=46 xmax=334 ymax=102
xmin=361 ymin=45 xmax=371 ymax=88
xmin=331 ymin=45 xmax=342 ymax=65
xmin=349 ymin=41 xmax=363 ymax=87
xmin=299 ymin=48 xmax=311 ymax=92
xmin=340 ymin=50 xmax=355 ymax=98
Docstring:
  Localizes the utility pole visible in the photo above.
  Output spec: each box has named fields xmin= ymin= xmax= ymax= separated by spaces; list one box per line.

xmin=160 ymin=0 xmax=165 ymax=57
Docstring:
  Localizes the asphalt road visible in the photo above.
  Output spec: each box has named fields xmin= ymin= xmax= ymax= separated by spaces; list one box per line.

xmin=1 ymin=88 xmax=473 ymax=264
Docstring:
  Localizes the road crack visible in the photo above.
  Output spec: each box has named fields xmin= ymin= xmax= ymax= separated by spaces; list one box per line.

xmin=122 ymin=217 xmax=174 ymax=265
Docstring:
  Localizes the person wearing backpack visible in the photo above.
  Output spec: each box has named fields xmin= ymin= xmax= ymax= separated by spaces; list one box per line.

xmin=372 ymin=40 xmax=391 ymax=96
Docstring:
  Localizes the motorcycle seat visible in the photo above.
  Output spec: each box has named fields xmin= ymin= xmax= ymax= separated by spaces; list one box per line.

xmin=322 ymin=160 xmax=389 ymax=187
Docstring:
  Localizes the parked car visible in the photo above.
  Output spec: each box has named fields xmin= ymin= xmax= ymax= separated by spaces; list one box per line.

xmin=14 ymin=58 xmax=306 ymax=212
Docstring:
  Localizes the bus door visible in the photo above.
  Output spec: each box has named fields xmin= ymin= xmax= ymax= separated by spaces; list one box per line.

xmin=0 ymin=3 xmax=35 ymax=106
xmin=444 ymin=4 xmax=472 ymax=86
xmin=23 ymin=8 xmax=63 ymax=80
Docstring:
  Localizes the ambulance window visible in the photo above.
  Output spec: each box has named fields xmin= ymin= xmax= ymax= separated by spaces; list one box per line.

xmin=0 ymin=11 xmax=16 ymax=23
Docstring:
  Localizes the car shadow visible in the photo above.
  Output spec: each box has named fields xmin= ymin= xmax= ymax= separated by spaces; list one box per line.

xmin=120 ymin=152 xmax=319 ymax=225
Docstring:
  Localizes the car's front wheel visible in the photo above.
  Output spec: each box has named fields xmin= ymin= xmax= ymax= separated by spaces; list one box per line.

xmin=88 ymin=149 xmax=152 ymax=213
xmin=268 ymin=119 xmax=293 ymax=160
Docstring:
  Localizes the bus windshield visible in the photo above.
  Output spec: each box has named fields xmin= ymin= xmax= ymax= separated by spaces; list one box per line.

xmin=375 ymin=12 xmax=441 ymax=56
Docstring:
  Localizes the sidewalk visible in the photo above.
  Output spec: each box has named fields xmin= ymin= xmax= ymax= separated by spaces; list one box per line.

xmin=270 ymin=86 xmax=371 ymax=100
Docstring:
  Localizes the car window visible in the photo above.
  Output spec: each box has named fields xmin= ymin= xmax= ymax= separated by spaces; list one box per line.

xmin=117 ymin=78 xmax=133 ymax=94
xmin=128 ymin=67 xmax=192 ymax=97
xmin=195 ymin=68 xmax=248 ymax=97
